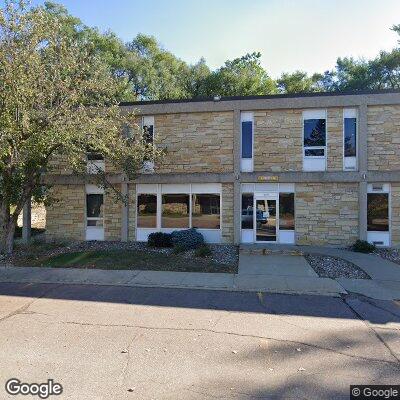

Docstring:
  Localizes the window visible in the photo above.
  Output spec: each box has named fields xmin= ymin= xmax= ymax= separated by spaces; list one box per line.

xmin=162 ymin=194 xmax=190 ymax=228
xmin=279 ymin=193 xmax=295 ymax=230
xmin=241 ymin=112 xmax=254 ymax=172
xmin=86 ymin=194 xmax=104 ymax=227
xmin=367 ymin=193 xmax=389 ymax=232
xmin=192 ymin=194 xmax=220 ymax=229
xmin=137 ymin=194 xmax=157 ymax=228
xmin=87 ymin=148 xmax=105 ymax=174
xmin=343 ymin=109 xmax=357 ymax=170
xmin=303 ymin=110 xmax=327 ymax=171
xmin=241 ymin=193 xmax=254 ymax=229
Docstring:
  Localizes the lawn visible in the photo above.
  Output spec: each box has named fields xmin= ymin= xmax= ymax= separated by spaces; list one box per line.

xmin=34 ymin=249 xmax=237 ymax=273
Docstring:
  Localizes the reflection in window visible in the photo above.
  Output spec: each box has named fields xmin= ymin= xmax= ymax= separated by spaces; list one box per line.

xmin=241 ymin=121 xmax=253 ymax=159
xmin=137 ymin=194 xmax=157 ymax=228
xmin=162 ymin=194 xmax=190 ymax=228
xmin=143 ymin=125 xmax=154 ymax=145
xmin=86 ymin=194 xmax=104 ymax=227
xmin=241 ymin=193 xmax=254 ymax=229
xmin=192 ymin=194 xmax=220 ymax=229
xmin=304 ymin=149 xmax=324 ymax=157
xmin=304 ymin=119 xmax=326 ymax=147
xmin=367 ymin=193 xmax=389 ymax=232
xmin=344 ymin=118 xmax=357 ymax=157
xmin=279 ymin=193 xmax=295 ymax=230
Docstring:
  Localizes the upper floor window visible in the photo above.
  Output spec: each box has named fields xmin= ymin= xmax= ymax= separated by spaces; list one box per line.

xmin=240 ymin=112 xmax=254 ymax=172
xmin=142 ymin=116 xmax=155 ymax=172
xmin=303 ymin=110 xmax=326 ymax=171
xmin=343 ymin=109 xmax=357 ymax=170
xmin=86 ymin=148 xmax=105 ymax=174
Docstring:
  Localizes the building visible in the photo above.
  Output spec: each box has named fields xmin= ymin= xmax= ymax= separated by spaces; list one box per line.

xmin=45 ymin=89 xmax=400 ymax=247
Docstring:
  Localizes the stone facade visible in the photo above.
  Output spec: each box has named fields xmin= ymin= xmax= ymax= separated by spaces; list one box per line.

xmin=154 ymin=112 xmax=234 ymax=173
xmin=327 ymin=108 xmax=343 ymax=171
xmin=128 ymin=184 xmax=137 ymax=241
xmin=368 ymin=105 xmax=400 ymax=171
xmin=46 ymin=185 xmax=85 ymax=241
xmin=296 ymin=183 xmax=359 ymax=246
xmin=392 ymin=183 xmax=400 ymax=247
xmin=221 ymin=183 xmax=234 ymax=243
xmin=104 ymin=187 xmax=123 ymax=241
xmin=253 ymin=109 xmax=303 ymax=172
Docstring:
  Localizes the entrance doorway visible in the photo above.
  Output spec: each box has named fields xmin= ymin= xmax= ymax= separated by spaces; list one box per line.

xmin=255 ymin=193 xmax=277 ymax=242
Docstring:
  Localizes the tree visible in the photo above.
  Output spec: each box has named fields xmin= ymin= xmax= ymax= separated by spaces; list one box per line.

xmin=0 ymin=1 xmax=161 ymax=253
xmin=201 ymin=52 xmax=277 ymax=97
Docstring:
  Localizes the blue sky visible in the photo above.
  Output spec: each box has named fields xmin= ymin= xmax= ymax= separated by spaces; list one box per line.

xmin=13 ymin=0 xmax=400 ymax=77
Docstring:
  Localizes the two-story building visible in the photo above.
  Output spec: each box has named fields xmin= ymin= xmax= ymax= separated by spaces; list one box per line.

xmin=45 ymin=89 xmax=400 ymax=248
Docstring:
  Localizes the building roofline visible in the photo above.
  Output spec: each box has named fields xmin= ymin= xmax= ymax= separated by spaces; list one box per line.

xmin=119 ymin=88 xmax=400 ymax=107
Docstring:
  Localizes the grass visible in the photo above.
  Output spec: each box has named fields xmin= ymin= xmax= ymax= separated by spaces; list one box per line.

xmin=32 ymin=249 xmax=237 ymax=273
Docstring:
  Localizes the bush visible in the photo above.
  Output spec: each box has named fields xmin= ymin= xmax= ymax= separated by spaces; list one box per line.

xmin=195 ymin=245 xmax=212 ymax=258
xmin=172 ymin=243 xmax=186 ymax=254
xmin=171 ymin=228 xmax=204 ymax=250
xmin=351 ymin=240 xmax=376 ymax=253
xmin=147 ymin=232 xmax=172 ymax=248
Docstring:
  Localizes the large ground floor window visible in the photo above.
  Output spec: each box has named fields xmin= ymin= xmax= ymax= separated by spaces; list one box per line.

xmin=367 ymin=183 xmax=390 ymax=247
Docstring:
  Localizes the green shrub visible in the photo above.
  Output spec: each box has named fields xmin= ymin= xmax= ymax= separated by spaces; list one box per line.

xmin=172 ymin=243 xmax=186 ymax=254
xmin=147 ymin=232 xmax=172 ymax=248
xmin=195 ymin=245 xmax=212 ymax=258
xmin=171 ymin=228 xmax=204 ymax=250
xmin=351 ymin=240 xmax=376 ymax=253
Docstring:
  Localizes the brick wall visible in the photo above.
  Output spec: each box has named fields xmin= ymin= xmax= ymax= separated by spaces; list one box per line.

xmin=368 ymin=105 xmax=400 ymax=171
xmin=154 ymin=112 xmax=234 ymax=173
xmin=46 ymin=185 xmax=85 ymax=241
xmin=221 ymin=183 xmax=234 ymax=243
xmin=296 ymin=183 xmax=359 ymax=246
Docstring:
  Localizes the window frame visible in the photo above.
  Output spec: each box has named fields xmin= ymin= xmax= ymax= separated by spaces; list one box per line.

xmin=85 ymin=185 xmax=105 ymax=239
xmin=302 ymin=110 xmax=327 ymax=172
xmin=343 ymin=108 xmax=358 ymax=171
xmin=240 ymin=112 xmax=254 ymax=172
xmin=142 ymin=115 xmax=155 ymax=172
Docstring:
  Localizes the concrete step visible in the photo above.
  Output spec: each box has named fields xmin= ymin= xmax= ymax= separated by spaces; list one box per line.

xmin=239 ymin=244 xmax=304 ymax=256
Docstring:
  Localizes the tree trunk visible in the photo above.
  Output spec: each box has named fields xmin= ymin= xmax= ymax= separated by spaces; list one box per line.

xmin=0 ymin=201 xmax=16 ymax=254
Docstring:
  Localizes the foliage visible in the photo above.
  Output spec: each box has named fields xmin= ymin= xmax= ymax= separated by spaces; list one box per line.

xmin=0 ymin=1 xmax=162 ymax=253
xmin=147 ymin=232 xmax=173 ymax=248
xmin=194 ymin=245 xmax=212 ymax=258
xmin=171 ymin=228 xmax=205 ymax=250
xmin=351 ymin=240 xmax=376 ymax=254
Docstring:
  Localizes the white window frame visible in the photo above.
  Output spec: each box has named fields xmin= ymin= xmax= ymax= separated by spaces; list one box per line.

xmin=136 ymin=183 xmax=222 ymax=243
xmin=367 ymin=183 xmax=391 ymax=247
xmin=87 ymin=153 xmax=105 ymax=174
xmin=343 ymin=108 xmax=358 ymax=171
xmin=240 ymin=112 xmax=254 ymax=172
xmin=302 ymin=109 xmax=327 ymax=172
xmin=142 ymin=115 xmax=155 ymax=172
xmin=85 ymin=184 xmax=105 ymax=241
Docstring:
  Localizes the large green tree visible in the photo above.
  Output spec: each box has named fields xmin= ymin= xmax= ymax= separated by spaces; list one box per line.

xmin=0 ymin=1 xmax=160 ymax=253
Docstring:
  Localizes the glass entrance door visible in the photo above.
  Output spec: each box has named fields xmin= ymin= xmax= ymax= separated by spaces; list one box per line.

xmin=255 ymin=198 xmax=277 ymax=242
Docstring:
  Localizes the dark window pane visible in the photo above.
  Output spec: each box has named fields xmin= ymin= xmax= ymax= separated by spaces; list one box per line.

xmin=241 ymin=121 xmax=253 ymax=158
xmin=162 ymin=194 xmax=189 ymax=228
xmin=86 ymin=194 xmax=103 ymax=218
xmin=192 ymin=194 xmax=220 ymax=229
xmin=137 ymin=194 xmax=157 ymax=228
xmin=87 ymin=220 xmax=103 ymax=227
xmin=241 ymin=193 xmax=254 ymax=229
xmin=367 ymin=193 xmax=389 ymax=232
xmin=344 ymin=118 xmax=357 ymax=157
xmin=304 ymin=119 xmax=326 ymax=147
xmin=279 ymin=193 xmax=295 ymax=230
xmin=304 ymin=148 xmax=325 ymax=156
xmin=87 ymin=152 xmax=104 ymax=161
xmin=143 ymin=125 xmax=154 ymax=144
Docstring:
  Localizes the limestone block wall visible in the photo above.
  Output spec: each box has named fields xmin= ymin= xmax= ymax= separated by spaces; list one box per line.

xmin=327 ymin=108 xmax=343 ymax=171
xmin=104 ymin=186 xmax=122 ymax=241
xmin=221 ymin=183 xmax=234 ymax=243
xmin=391 ymin=183 xmax=400 ymax=247
xmin=46 ymin=185 xmax=85 ymax=241
xmin=253 ymin=109 xmax=303 ymax=172
xmin=368 ymin=105 xmax=400 ymax=170
xmin=296 ymin=183 xmax=359 ymax=246
xmin=154 ymin=111 xmax=234 ymax=173
xmin=128 ymin=184 xmax=137 ymax=241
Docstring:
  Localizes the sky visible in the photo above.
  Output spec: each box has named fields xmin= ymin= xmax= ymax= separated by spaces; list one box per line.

xmin=13 ymin=0 xmax=400 ymax=77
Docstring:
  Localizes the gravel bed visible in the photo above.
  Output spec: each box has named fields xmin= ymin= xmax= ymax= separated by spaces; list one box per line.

xmin=1 ymin=240 xmax=238 ymax=268
xmin=374 ymin=248 xmax=400 ymax=265
xmin=304 ymin=254 xmax=371 ymax=279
